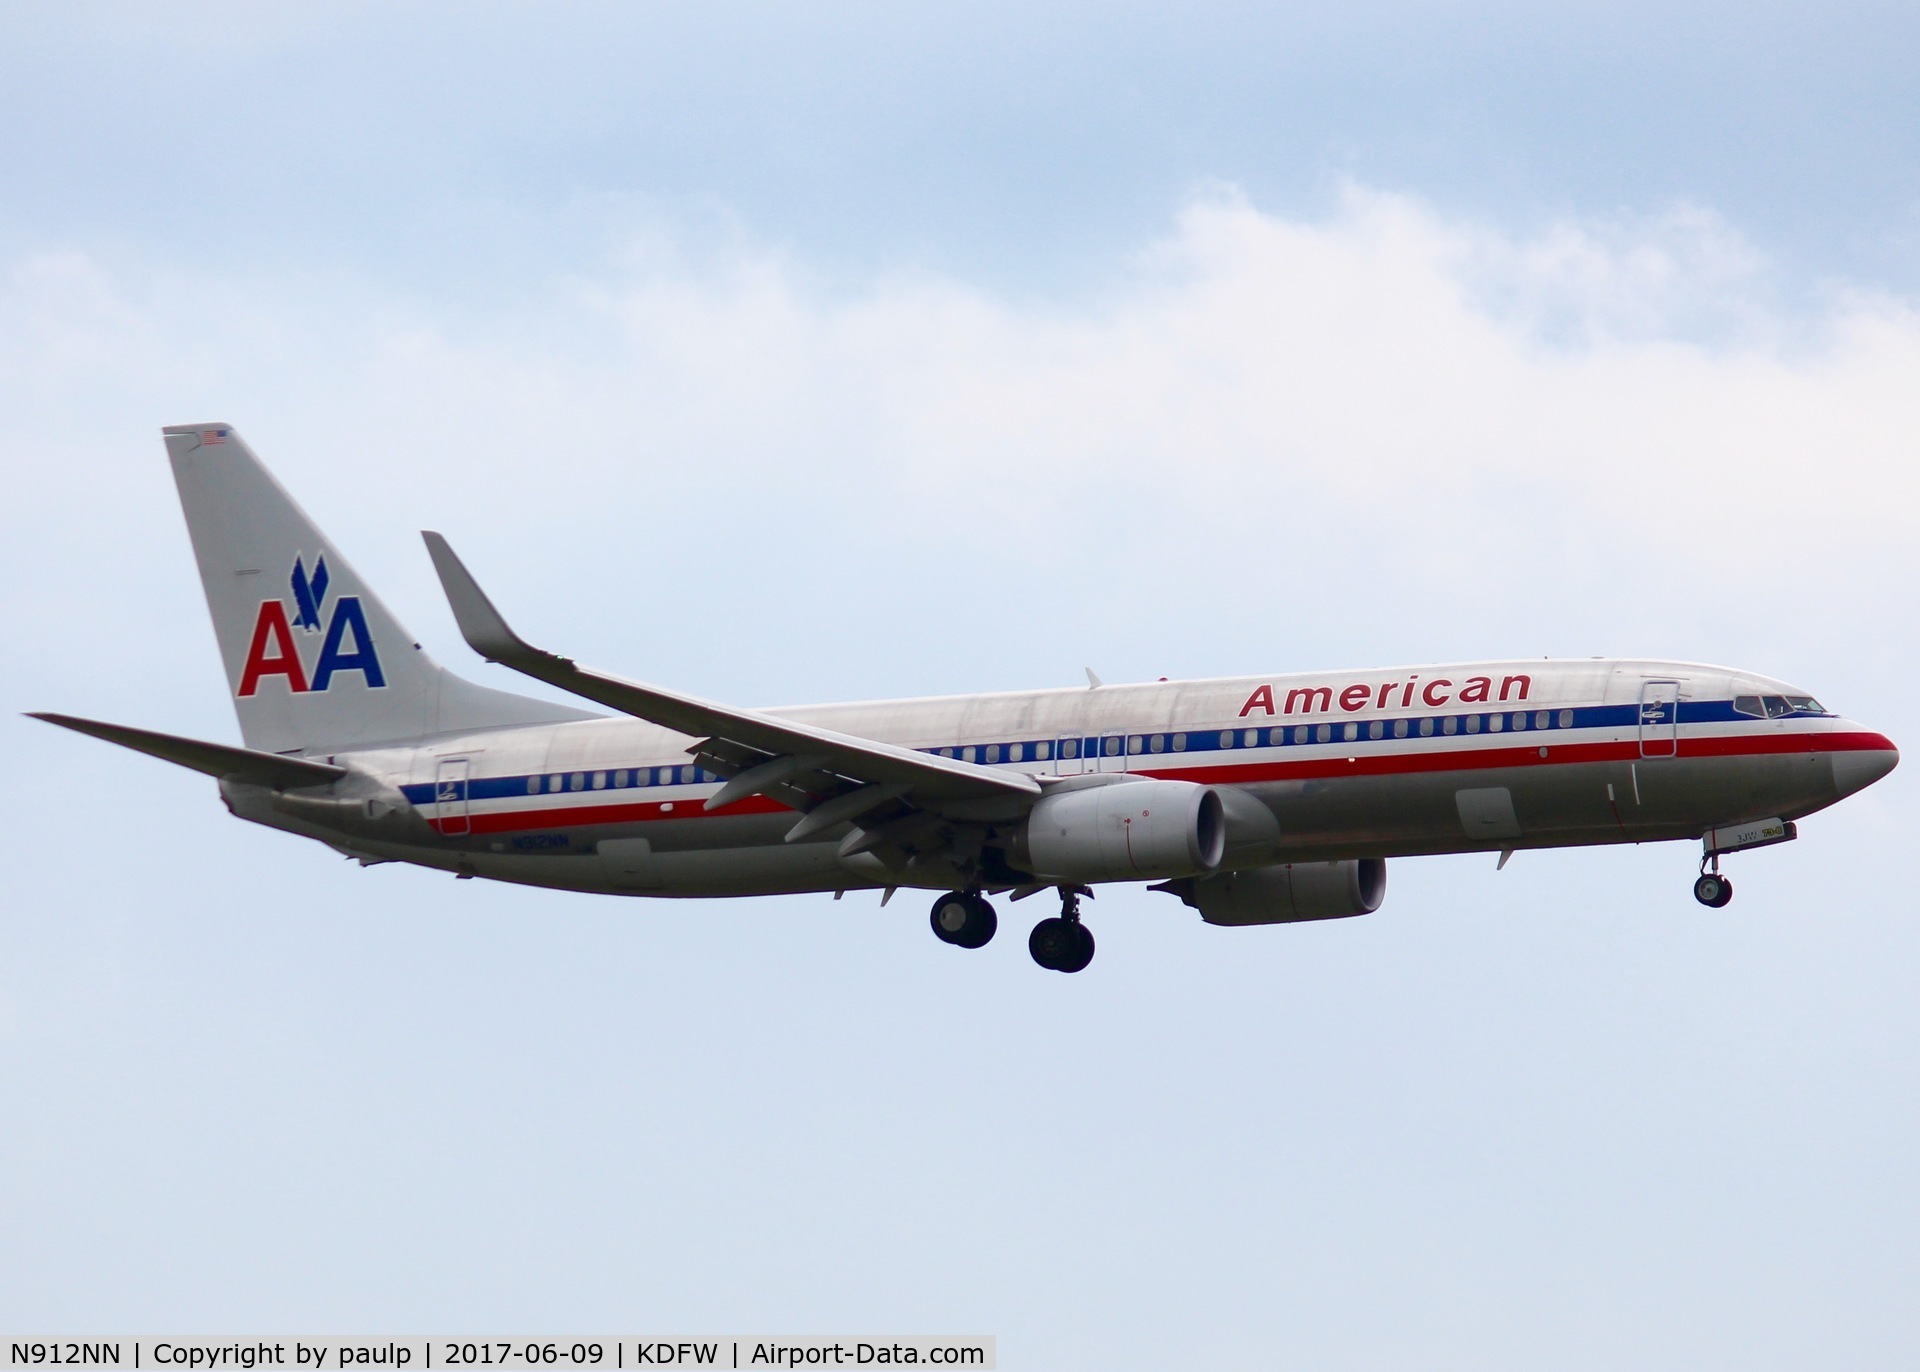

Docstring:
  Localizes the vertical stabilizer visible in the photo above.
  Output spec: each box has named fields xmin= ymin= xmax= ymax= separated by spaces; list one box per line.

xmin=164 ymin=423 xmax=595 ymax=754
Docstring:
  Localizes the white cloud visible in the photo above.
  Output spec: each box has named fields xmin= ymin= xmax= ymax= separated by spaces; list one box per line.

xmin=4 ymin=184 xmax=1916 ymax=702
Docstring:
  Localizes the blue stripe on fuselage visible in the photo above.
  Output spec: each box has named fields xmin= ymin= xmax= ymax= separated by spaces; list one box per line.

xmin=398 ymin=699 xmax=1826 ymax=806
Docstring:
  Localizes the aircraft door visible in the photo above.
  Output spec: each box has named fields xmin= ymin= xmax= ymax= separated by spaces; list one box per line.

xmin=1095 ymin=734 xmax=1129 ymax=773
xmin=1054 ymin=735 xmax=1085 ymax=776
xmin=1638 ymin=680 xmax=1680 ymax=759
xmin=435 ymin=756 xmax=472 ymax=835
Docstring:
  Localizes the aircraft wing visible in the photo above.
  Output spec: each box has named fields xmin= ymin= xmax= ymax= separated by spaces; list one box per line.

xmin=28 ymin=712 xmax=348 ymax=789
xmin=421 ymin=533 xmax=1041 ymax=817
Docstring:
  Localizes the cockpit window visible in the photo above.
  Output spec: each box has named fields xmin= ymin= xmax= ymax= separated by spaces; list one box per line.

xmin=1736 ymin=693 xmax=1827 ymax=718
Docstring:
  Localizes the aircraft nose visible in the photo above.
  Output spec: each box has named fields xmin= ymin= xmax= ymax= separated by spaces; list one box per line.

xmin=1832 ymin=731 xmax=1899 ymax=798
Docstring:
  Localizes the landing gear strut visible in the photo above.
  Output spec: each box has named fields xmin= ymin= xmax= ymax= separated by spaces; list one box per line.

xmin=930 ymin=891 xmax=997 ymax=948
xmin=1029 ymin=886 xmax=1096 ymax=973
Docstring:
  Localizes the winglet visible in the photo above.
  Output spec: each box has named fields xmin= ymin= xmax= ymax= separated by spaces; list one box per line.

xmin=421 ymin=532 xmax=553 ymax=666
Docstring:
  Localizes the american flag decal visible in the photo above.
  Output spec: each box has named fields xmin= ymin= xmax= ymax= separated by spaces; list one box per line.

xmin=202 ymin=428 xmax=229 ymax=444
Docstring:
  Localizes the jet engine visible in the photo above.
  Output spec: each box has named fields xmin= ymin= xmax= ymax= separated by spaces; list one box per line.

xmin=1014 ymin=778 xmax=1226 ymax=882
xmin=1159 ymin=859 xmax=1387 ymax=926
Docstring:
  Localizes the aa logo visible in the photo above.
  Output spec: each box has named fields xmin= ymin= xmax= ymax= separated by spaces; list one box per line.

xmin=237 ymin=554 xmax=387 ymax=697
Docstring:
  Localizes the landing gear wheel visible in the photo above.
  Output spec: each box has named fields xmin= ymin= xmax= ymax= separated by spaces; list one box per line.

xmin=1028 ymin=917 xmax=1095 ymax=973
xmin=1060 ymin=921 xmax=1094 ymax=973
xmin=930 ymin=892 xmax=997 ymax=948
xmin=1693 ymin=873 xmax=1733 ymax=908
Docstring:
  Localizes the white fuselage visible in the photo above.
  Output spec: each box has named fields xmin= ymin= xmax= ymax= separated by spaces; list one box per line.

xmin=226 ymin=657 xmax=1896 ymax=898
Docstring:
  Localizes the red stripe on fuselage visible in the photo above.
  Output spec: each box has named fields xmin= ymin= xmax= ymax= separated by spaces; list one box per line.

xmin=433 ymin=791 xmax=793 ymax=836
xmin=1137 ymin=729 xmax=1893 ymax=787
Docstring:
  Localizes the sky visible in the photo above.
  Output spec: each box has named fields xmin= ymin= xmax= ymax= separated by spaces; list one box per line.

xmin=2 ymin=4 xmax=1917 ymax=1367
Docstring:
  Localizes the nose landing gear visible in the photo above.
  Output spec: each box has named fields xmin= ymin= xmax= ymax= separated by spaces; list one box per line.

xmin=1029 ymin=885 xmax=1096 ymax=973
xmin=930 ymin=891 xmax=998 ymax=948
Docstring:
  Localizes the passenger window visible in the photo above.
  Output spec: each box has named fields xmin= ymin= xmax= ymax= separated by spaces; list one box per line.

xmin=1242 ymin=729 xmax=1258 ymax=748
xmin=1035 ymin=741 xmax=1051 ymax=760
xmin=1062 ymin=738 xmax=1079 ymax=759
xmin=1534 ymin=711 xmax=1549 ymax=730
xmin=1442 ymin=718 xmax=1458 ymax=735
xmin=592 ymin=771 xmax=606 ymax=789
xmin=1294 ymin=726 xmax=1310 ymax=744
xmin=549 ymin=775 xmax=564 ymax=792
xmin=1315 ymin=723 xmax=1332 ymax=743
xmin=1558 ymin=709 xmax=1574 ymax=728
xmin=570 ymin=773 xmax=585 ymax=790
xmin=1129 ymin=736 xmax=1144 ymax=754
xmin=1510 ymin=713 xmax=1526 ymax=732
xmin=1465 ymin=716 xmax=1481 ymax=734
xmin=526 ymin=777 xmax=540 ymax=795
xmin=1368 ymin=721 xmax=1383 ymax=740
xmin=1171 ymin=733 xmax=1187 ymax=752
xmin=1268 ymin=728 xmax=1285 ymax=747
xmin=1487 ymin=714 xmax=1502 ymax=733
xmin=1393 ymin=719 xmax=1408 ymax=738
xmin=1105 ymin=736 xmax=1122 ymax=756
xmin=1343 ymin=722 xmax=1359 ymax=742
xmin=614 ymin=769 xmax=628 ymax=787
xmin=1150 ymin=734 xmax=1166 ymax=753
xmin=1216 ymin=730 xmax=1233 ymax=749
xmin=986 ymin=744 xmax=1000 ymax=763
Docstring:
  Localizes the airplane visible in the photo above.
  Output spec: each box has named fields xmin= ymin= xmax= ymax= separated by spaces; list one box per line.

xmin=31 ymin=424 xmax=1900 ymax=973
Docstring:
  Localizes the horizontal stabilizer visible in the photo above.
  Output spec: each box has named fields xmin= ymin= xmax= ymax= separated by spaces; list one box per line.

xmin=28 ymin=712 xmax=347 ymax=789
xmin=421 ymin=532 xmax=1040 ymax=807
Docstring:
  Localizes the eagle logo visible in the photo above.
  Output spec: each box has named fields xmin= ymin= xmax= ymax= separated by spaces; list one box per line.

xmin=290 ymin=554 xmax=331 ymax=631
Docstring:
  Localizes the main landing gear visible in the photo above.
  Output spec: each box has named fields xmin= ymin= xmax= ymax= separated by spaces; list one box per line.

xmin=930 ymin=891 xmax=998 ymax=949
xmin=929 ymin=886 xmax=1097 ymax=972
xmin=1028 ymin=886 xmax=1096 ymax=974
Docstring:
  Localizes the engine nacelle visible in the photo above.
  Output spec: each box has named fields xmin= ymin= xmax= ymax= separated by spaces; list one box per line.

xmin=1164 ymin=859 xmax=1387 ymax=926
xmin=1017 ymin=779 xmax=1226 ymax=883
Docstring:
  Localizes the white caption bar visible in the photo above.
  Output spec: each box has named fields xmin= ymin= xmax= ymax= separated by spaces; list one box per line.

xmin=2 ymin=1342 xmax=993 ymax=1371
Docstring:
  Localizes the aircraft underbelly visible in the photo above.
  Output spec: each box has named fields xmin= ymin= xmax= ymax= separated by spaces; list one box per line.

xmin=343 ymin=748 xmax=1843 ymax=898
xmin=1253 ymin=752 xmax=1833 ymax=860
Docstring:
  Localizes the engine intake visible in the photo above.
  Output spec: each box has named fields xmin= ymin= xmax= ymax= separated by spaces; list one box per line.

xmin=1161 ymin=859 xmax=1387 ymax=926
xmin=1017 ymin=779 xmax=1226 ymax=883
